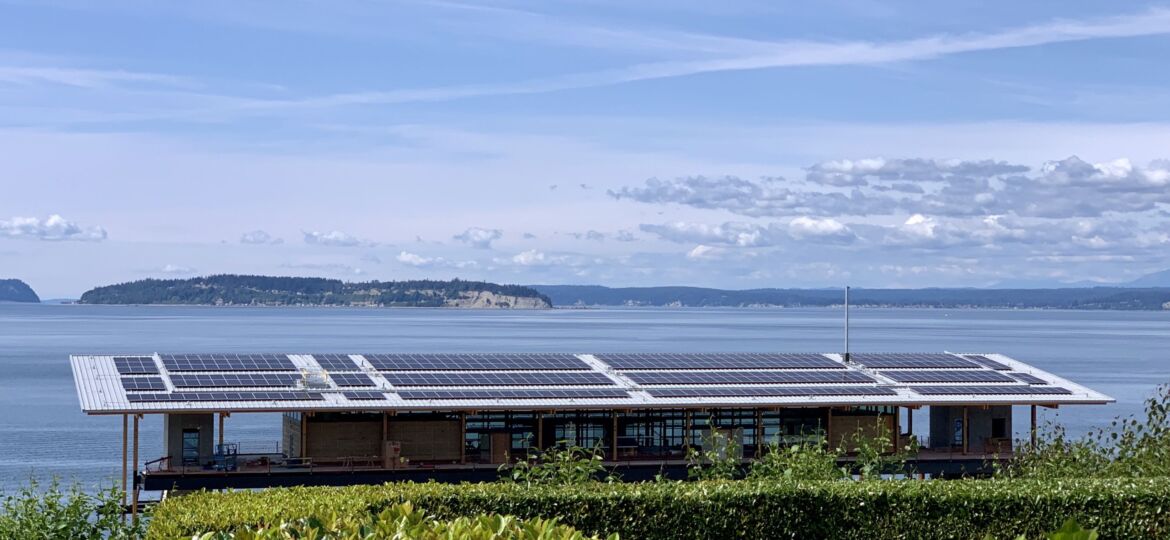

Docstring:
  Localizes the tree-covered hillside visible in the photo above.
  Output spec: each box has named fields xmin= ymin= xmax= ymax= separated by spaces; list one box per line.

xmin=532 ymin=285 xmax=1170 ymax=310
xmin=0 ymin=279 xmax=40 ymax=303
xmin=79 ymin=275 xmax=551 ymax=308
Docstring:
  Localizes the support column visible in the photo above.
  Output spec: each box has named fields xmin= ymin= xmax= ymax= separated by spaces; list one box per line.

xmin=459 ymin=412 xmax=466 ymax=464
xmin=611 ymin=411 xmax=618 ymax=461
xmin=536 ymin=412 xmax=544 ymax=450
xmin=827 ymin=408 xmax=834 ymax=448
xmin=131 ymin=415 xmax=140 ymax=522
xmin=1030 ymin=405 xmax=1038 ymax=448
xmin=121 ymin=414 xmax=127 ymax=511
xmin=962 ymin=407 xmax=969 ymax=455
xmin=907 ymin=407 xmax=914 ymax=439
xmin=892 ymin=407 xmax=899 ymax=453
xmin=755 ymin=409 xmax=763 ymax=456
xmin=301 ymin=413 xmax=309 ymax=460
xmin=684 ymin=410 xmax=693 ymax=450
xmin=218 ymin=413 xmax=225 ymax=447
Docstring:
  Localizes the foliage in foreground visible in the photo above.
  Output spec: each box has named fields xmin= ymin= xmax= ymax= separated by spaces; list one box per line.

xmin=1000 ymin=383 xmax=1170 ymax=479
xmin=498 ymin=444 xmax=610 ymax=486
xmin=147 ymin=478 xmax=1170 ymax=540
xmin=0 ymin=480 xmax=142 ymax=540
xmin=193 ymin=502 xmax=614 ymax=540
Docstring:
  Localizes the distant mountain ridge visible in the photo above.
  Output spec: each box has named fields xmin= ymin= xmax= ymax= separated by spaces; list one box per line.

xmin=0 ymin=279 xmax=40 ymax=303
xmin=531 ymin=284 xmax=1170 ymax=310
xmin=80 ymin=275 xmax=551 ymax=308
xmin=1128 ymin=269 xmax=1170 ymax=288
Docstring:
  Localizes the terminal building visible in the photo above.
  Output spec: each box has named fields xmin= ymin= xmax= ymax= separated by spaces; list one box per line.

xmin=70 ymin=351 xmax=1112 ymax=512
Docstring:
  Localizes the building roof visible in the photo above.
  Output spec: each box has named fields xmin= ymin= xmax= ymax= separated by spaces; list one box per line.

xmin=70 ymin=352 xmax=1113 ymax=415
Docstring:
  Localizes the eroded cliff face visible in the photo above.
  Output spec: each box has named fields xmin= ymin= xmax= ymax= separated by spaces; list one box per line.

xmin=446 ymin=290 xmax=551 ymax=309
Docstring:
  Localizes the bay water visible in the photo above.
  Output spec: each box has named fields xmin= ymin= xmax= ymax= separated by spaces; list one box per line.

xmin=0 ymin=304 xmax=1166 ymax=493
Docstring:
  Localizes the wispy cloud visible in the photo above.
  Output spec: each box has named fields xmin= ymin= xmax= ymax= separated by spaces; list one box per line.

xmin=302 ymin=229 xmax=377 ymax=247
xmin=240 ymin=230 xmax=283 ymax=245
xmin=0 ymin=214 xmax=107 ymax=241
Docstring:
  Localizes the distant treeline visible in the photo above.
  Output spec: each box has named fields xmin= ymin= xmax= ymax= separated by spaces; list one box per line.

xmin=79 ymin=275 xmax=552 ymax=308
xmin=0 ymin=279 xmax=39 ymax=303
xmin=532 ymin=285 xmax=1170 ymax=310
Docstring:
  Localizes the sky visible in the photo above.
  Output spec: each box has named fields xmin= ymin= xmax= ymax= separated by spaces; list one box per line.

xmin=3 ymin=1 xmax=1170 ymax=298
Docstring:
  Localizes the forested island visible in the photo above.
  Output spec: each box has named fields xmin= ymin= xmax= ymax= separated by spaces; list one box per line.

xmin=79 ymin=275 xmax=552 ymax=308
xmin=532 ymin=285 xmax=1170 ymax=310
xmin=0 ymin=279 xmax=40 ymax=303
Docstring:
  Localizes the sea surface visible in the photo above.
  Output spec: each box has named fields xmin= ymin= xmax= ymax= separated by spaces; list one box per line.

xmin=0 ymin=304 xmax=1166 ymax=494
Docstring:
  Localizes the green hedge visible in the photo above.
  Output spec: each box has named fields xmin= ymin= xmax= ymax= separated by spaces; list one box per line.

xmin=148 ymin=479 xmax=1170 ymax=540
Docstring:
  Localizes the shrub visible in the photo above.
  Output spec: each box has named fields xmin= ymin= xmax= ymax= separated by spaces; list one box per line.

xmin=498 ymin=443 xmax=609 ymax=485
xmin=146 ymin=478 xmax=1170 ymax=540
xmin=0 ymin=480 xmax=143 ymax=540
xmin=747 ymin=440 xmax=847 ymax=482
xmin=1000 ymin=383 xmax=1170 ymax=479
xmin=191 ymin=501 xmax=615 ymax=540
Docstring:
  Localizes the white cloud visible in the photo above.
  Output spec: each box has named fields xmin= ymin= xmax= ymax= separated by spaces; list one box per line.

xmin=640 ymin=221 xmax=779 ymax=247
xmin=280 ymin=262 xmax=364 ymax=275
xmin=787 ymin=217 xmax=856 ymax=243
xmin=453 ymin=227 xmax=503 ymax=248
xmin=686 ymin=244 xmax=723 ymax=260
xmin=0 ymin=214 xmax=107 ymax=241
xmin=396 ymin=251 xmax=436 ymax=266
xmin=511 ymin=249 xmax=549 ymax=266
xmin=302 ymin=229 xmax=374 ymax=247
xmin=153 ymin=264 xmax=196 ymax=275
xmin=240 ymin=230 xmax=283 ymax=245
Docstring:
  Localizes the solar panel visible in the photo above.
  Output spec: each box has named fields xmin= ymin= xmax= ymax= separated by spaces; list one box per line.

xmin=342 ymin=391 xmax=388 ymax=400
xmin=645 ymin=386 xmax=898 ymax=398
xmin=624 ymin=370 xmax=875 ymax=385
xmin=851 ymin=353 xmax=979 ymax=369
xmin=964 ymin=355 xmax=1012 ymax=370
xmin=114 ymin=357 xmax=158 ymax=375
xmin=879 ymin=370 xmax=1017 ymax=384
xmin=909 ymin=385 xmax=1072 ymax=396
xmin=330 ymin=373 xmax=377 ymax=387
xmin=159 ymin=353 xmax=297 ymax=372
xmin=119 ymin=377 xmax=166 ymax=391
xmin=365 ymin=353 xmax=589 ymax=371
xmin=313 ymin=354 xmax=361 ymax=371
xmin=397 ymin=389 xmax=630 ymax=400
xmin=126 ymin=391 xmax=323 ymax=402
xmin=384 ymin=372 xmax=616 ymax=387
xmin=1007 ymin=372 xmax=1050 ymax=385
xmin=169 ymin=373 xmax=301 ymax=388
xmin=596 ymin=353 xmax=843 ymax=370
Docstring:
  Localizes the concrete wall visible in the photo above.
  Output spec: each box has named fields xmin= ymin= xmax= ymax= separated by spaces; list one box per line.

xmin=306 ymin=418 xmax=382 ymax=459
xmin=163 ymin=413 xmax=215 ymax=467
xmin=388 ymin=419 xmax=461 ymax=462
xmin=928 ymin=406 xmax=1012 ymax=453
xmin=829 ymin=415 xmax=894 ymax=451
xmin=281 ymin=413 xmax=302 ymax=457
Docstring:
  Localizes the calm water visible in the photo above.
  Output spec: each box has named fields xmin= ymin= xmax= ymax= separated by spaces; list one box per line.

xmin=0 ymin=304 xmax=1167 ymax=493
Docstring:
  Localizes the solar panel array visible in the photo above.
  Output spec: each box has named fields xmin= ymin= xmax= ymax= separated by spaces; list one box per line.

xmin=127 ymin=391 xmax=323 ymax=402
xmin=851 ymin=353 xmax=979 ymax=369
xmin=160 ymin=353 xmax=296 ymax=372
xmin=169 ymin=373 xmax=302 ymax=388
xmin=909 ymin=385 xmax=1072 ymax=396
xmin=343 ymin=391 xmax=388 ymax=400
xmin=596 ymin=353 xmax=843 ymax=370
xmin=964 ymin=355 xmax=1012 ymax=370
xmin=114 ymin=357 xmax=158 ymax=375
xmin=99 ymin=352 xmax=1088 ymax=408
xmin=1007 ymin=372 xmax=1049 ymax=385
xmin=879 ymin=370 xmax=1017 ymax=384
xmin=384 ymin=371 xmax=616 ymax=387
xmin=120 ymin=377 xmax=166 ymax=391
xmin=366 ymin=353 xmax=589 ymax=371
xmin=330 ymin=373 xmax=377 ymax=387
xmin=646 ymin=386 xmax=898 ymax=398
xmin=313 ymin=354 xmax=361 ymax=371
xmin=624 ymin=370 xmax=875 ymax=386
xmin=398 ymin=389 xmax=630 ymax=400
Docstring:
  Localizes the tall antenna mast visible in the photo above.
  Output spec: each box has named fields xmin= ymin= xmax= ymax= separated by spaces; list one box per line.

xmin=844 ymin=286 xmax=851 ymax=363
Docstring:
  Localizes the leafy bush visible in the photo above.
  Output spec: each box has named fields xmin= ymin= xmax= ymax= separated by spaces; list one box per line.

xmin=685 ymin=424 xmax=743 ymax=480
xmin=0 ymin=480 xmax=142 ymax=540
xmin=192 ymin=502 xmax=614 ymax=540
xmin=498 ymin=443 xmax=609 ymax=486
xmin=146 ymin=478 xmax=1170 ymax=540
xmin=1000 ymin=383 xmax=1170 ymax=479
xmin=748 ymin=440 xmax=847 ymax=482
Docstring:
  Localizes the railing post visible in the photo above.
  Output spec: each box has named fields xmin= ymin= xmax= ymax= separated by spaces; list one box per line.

xmin=131 ymin=414 xmax=140 ymax=523
xmin=121 ymin=414 xmax=127 ymax=517
xmin=1030 ymin=405 xmax=1038 ymax=448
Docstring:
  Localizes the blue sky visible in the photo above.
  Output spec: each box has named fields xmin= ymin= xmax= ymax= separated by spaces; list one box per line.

xmin=3 ymin=1 xmax=1170 ymax=297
